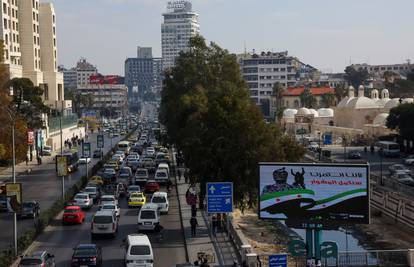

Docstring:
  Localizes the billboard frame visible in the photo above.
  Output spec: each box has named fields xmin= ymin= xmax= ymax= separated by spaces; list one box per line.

xmin=258 ymin=162 xmax=370 ymax=226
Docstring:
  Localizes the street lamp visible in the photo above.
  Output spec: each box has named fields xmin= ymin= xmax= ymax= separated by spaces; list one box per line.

xmin=318 ymin=132 xmax=321 ymax=161
xmin=379 ymin=148 xmax=384 ymax=186
xmin=343 ymin=136 xmax=347 ymax=163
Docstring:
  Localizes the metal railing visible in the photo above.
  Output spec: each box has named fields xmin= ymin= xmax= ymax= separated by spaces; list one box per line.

xmin=48 ymin=114 xmax=79 ymax=132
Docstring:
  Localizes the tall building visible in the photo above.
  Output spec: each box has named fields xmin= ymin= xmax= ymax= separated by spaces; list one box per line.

xmin=125 ymin=47 xmax=162 ymax=101
xmin=161 ymin=1 xmax=199 ymax=70
xmin=60 ymin=58 xmax=98 ymax=91
xmin=238 ymin=51 xmax=316 ymax=118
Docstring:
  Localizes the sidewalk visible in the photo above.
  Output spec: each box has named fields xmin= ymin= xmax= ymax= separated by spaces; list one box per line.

xmin=175 ymin=167 xmax=238 ymax=266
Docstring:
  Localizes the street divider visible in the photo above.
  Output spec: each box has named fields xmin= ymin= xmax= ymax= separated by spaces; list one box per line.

xmin=0 ymin=127 xmax=138 ymax=267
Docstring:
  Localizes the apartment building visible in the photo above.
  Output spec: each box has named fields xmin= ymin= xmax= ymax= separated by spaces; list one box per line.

xmin=161 ymin=1 xmax=199 ymax=70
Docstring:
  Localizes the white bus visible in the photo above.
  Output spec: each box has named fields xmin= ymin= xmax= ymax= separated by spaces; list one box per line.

xmin=377 ymin=141 xmax=400 ymax=157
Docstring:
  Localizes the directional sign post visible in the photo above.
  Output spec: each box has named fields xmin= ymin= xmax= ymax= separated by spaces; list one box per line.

xmin=97 ymin=134 xmax=104 ymax=149
xmin=269 ymin=254 xmax=287 ymax=267
xmin=206 ymin=182 xmax=233 ymax=213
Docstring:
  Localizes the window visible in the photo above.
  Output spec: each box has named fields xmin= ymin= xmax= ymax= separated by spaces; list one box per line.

xmin=33 ymin=24 xmax=36 ymax=32
xmin=33 ymin=11 xmax=35 ymax=20
xmin=3 ymin=19 xmax=7 ymax=29
xmin=3 ymin=3 xmax=6 ymax=14
xmin=33 ymin=36 xmax=36 ymax=44
xmin=44 ymin=84 xmax=49 ymax=100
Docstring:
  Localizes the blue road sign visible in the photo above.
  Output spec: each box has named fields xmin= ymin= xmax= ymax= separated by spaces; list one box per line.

xmin=269 ymin=254 xmax=287 ymax=267
xmin=206 ymin=182 xmax=233 ymax=213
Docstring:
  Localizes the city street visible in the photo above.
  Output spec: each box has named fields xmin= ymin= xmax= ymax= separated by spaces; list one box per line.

xmin=0 ymin=132 xmax=126 ymax=251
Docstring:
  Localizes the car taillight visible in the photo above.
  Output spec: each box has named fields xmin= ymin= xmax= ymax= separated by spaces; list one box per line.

xmin=91 ymin=256 xmax=97 ymax=262
xmin=41 ymin=263 xmax=46 ymax=267
xmin=72 ymin=258 xmax=78 ymax=262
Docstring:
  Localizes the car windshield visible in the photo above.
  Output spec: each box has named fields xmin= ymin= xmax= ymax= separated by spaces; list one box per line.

xmin=129 ymin=245 xmax=151 ymax=255
xmin=129 ymin=187 xmax=140 ymax=191
xmin=120 ymin=169 xmax=130 ymax=174
xmin=140 ymin=210 xmax=156 ymax=219
xmin=93 ymin=216 xmax=113 ymax=224
xmin=101 ymin=197 xmax=114 ymax=202
xmin=85 ymin=188 xmax=96 ymax=193
xmin=74 ymin=247 xmax=97 ymax=257
xmin=394 ymin=165 xmax=405 ymax=170
xmin=152 ymin=196 xmax=166 ymax=203
xmin=102 ymin=205 xmax=116 ymax=210
xmin=76 ymin=195 xmax=88 ymax=199
xmin=389 ymin=144 xmax=399 ymax=150
xmin=136 ymin=171 xmax=147 ymax=176
xmin=65 ymin=209 xmax=79 ymax=213
xmin=19 ymin=258 xmax=42 ymax=265
xmin=131 ymin=193 xmax=142 ymax=198
xmin=156 ymin=172 xmax=167 ymax=177
xmin=23 ymin=203 xmax=35 ymax=208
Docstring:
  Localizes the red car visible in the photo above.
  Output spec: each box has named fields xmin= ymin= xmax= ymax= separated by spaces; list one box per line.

xmin=62 ymin=206 xmax=85 ymax=224
xmin=144 ymin=180 xmax=160 ymax=194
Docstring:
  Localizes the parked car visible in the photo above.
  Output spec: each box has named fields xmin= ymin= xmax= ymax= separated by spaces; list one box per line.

xmin=391 ymin=172 xmax=414 ymax=186
xmin=347 ymin=150 xmax=362 ymax=159
xmin=73 ymin=193 xmax=93 ymax=209
xmin=71 ymin=244 xmax=102 ymax=266
xmin=128 ymin=192 xmax=146 ymax=208
xmin=308 ymin=142 xmax=319 ymax=151
xmin=388 ymin=164 xmax=411 ymax=175
xmin=403 ymin=155 xmax=414 ymax=165
xmin=144 ymin=180 xmax=160 ymax=194
xmin=91 ymin=210 xmax=118 ymax=238
xmin=62 ymin=206 xmax=85 ymax=224
xmin=151 ymin=192 xmax=169 ymax=214
xmin=19 ymin=250 xmax=55 ymax=267
xmin=42 ymin=146 xmax=52 ymax=156
xmin=19 ymin=201 xmax=40 ymax=219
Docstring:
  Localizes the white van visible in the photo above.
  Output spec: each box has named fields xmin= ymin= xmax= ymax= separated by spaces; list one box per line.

xmin=137 ymin=204 xmax=160 ymax=231
xmin=154 ymin=169 xmax=169 ymax=184
xmin=124 ymin=234 xmax=154 ymax=267
xmin=151 ymin=192 xmax=169 ymax=214
xmin=157 ymin=163 xmax=170 ymax=176
xmin=91 ymin=210 xmax=118 ymax=238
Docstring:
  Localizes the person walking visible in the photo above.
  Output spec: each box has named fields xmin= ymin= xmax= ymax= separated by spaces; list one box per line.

xmin=190 ymin=216 xmax=198 ymax=237
xmin=25 ymin=155 xmax=29 ymax=166
xmin=211 ymin=215 xmax=218 ymax=236
xmin=177 ymin=168 xmax=181 ymax=181
xmin=191 ymin=204 xmax=197 ymax=217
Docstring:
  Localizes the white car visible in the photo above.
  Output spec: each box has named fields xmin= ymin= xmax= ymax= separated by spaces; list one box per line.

xmin=100 ymin=195 xmax=118 ymax=206
xmin=124 ymin=234 xmax=154 ymax=267
xmin=99 ymin=203 xmax=120 ymax=217
xmin=137 ymin=203 xmax=160 ymax=231
xmin=308 ymin=142 xmax=319 ymax=151
xmin=151 ymin=192 xmax=169 ymax=214
xmin=73 ymin=193 xmax=93 ymax=209
xmin=78 ymin=157 xmax=91 ymax=164
xmin=154 ymin=168 xmax=169 ymax=184
xmin=403 ymin=155 xmax=414 ymax=165
xmin=91 ymin=210 xmax=118 ymax=238
xmin=146 ymin=147 xmax=155 ymax=156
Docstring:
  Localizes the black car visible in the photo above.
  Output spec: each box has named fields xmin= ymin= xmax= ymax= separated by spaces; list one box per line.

xmin=347 ymin=151 xmax=362 ymax=159
xmin=19 ymin=201 xmax=40 ymax=219
xmin=71 ymin=244 xmax=102 ymax=267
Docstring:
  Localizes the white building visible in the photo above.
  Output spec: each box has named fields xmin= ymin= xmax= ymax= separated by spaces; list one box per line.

xmin=350 ymin=62 xmax=412 ymax=78
xmin=161 ymin=1 xmax=199 ymax=70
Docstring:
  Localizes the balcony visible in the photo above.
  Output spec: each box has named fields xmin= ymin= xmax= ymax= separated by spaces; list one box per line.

xmin=48 ymin=114 xmax=79 ymax=132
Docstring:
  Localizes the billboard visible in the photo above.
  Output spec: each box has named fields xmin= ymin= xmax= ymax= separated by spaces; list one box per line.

xmin=3 ymin=183 xmax=22 ymax=213
xmin=57 ymin=155 xmax=68 ymax=176
xmin=259 ymin=163 xmax=369 ymax=224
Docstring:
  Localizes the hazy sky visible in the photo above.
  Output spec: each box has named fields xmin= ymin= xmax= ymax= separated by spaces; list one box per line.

xmin=52 ymin=0 xmax=414 ymax=75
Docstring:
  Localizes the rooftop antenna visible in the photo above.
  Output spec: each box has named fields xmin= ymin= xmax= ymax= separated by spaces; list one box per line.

xmin=244 ymin=41 xmax=247 ymax=56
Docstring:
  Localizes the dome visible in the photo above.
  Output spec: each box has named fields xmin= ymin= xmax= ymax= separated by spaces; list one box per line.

xmin=375 ymin=98 xmax=387 ymax=108
xmin=347 ymin=96 xmax=379 ymax=109
xmin=297 ymin=107 xmax=311 ymax=115
xmin=373 ymin=113 xmax=389 ymax=126
xmin=283 ymin=109 xmax=297 ymax=118
xmin=384 ymin=98 xmax=400 ymax=109
xmin=402 ymin=98 xmax=414 ymax=104
xmin=317 ymin=108 xmax=334 ymax=117
xmin=308 ymin=109 xmax=319 ymax=117
xmin=337 ymin=96 xmax=354 ymax=108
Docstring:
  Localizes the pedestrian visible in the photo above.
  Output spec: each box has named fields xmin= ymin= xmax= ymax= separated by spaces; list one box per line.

xmin=36 ymin=155 xmax=41 ymax=165
xmin=167 ymin=179 xmax=172 ymax=192
xmin=68 ymin=142 xmax=72 ymax=149
xmin=200 ymin=258 xmax=210 ymax=267
xmin=211 ymin=215 xmax=218 ymax=236
xmin=190 ymin=216 xmax=198 ymax=237
xmin=191 ymin=204 xmax=197 ymax=217
xmin=256 ymin=255 xmax=262 ymax=267
xmin=177 ymin=168 xmax=181 ymax=181
xmin=25 ymin=155 xmax=29 ymax=166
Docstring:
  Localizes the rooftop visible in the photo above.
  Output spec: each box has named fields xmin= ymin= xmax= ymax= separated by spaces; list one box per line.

xmin=282 ymin=86 xmax=334 ymax=96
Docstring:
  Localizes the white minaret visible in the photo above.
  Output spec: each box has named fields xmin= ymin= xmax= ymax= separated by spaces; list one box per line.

xmin=161 ymin=1 xmax=200 ymax=70
xmin=348 ymin=86 xmax=355 ymax=98
xmin=358 ymin=85 xmax=365 ymax=97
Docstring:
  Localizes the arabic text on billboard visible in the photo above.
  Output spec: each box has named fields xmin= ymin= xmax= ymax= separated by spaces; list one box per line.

xmin=259 ymin=163 xmax=369 ymax=224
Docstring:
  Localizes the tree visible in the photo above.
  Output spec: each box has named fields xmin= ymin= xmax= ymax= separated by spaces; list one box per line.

xmin=9 ymin=78 xmax=50 ymax=129
xmin=299 ymin=87 xmax=317 ymax=108
xmin=160 ymin=36 xmax=304 ymax=206
xmin=334 ymin=83 xmax=347 ymax=101
xmin=320 ymin=93 xmax=336 ymax=107
xmin=344 ymin=66 xmax=369 ymax=88
xmin=272 ymin=82 xmax=285 ymax=121
xmin=386 ymin=103 xmax=414 ymax=140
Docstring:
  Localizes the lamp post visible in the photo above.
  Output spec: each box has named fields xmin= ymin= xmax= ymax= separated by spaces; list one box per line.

xmin=318 ymin=132 xmax=321 ymax=161
xmin=343 ymin=136 xmax=347 ymax=163
xmin=379 ymin=148 xmax=384 ymax=186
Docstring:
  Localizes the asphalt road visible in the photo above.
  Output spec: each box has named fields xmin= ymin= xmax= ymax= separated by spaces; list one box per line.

xmin=0 ymin=132 xmax=126 ymax=251
xmin=29 ymin=184 xmax=186 ymax=267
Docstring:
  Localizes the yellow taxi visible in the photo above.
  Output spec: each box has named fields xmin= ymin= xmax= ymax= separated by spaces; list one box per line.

xmin=89 ymin=176 xmax=104 ymax=186
xmin=128 ymin=192 xmax=146 ymax=208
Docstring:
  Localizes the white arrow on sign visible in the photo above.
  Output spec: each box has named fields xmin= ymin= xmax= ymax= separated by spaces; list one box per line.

xmin=209 ymin=185 xmax=216 ymax=194
xmin=225 ymin=198 xmax=231 ymax=204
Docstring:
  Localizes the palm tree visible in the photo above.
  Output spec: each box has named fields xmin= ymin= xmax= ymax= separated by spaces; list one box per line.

xmin=272 ymin=82 xmax=285 ymax=122
xmin=299 ymin=88 xmax=317 ymax=108
xmin=334 ymin=83 xmax=347 ymax=101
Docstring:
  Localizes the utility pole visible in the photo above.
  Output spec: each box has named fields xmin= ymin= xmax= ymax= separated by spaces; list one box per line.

xmin=59 ymin=101 xmax=65 ymax=200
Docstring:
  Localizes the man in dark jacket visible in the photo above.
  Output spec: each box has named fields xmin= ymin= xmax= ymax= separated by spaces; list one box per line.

xmin=190 ymin=216 xmax=198 ymax=237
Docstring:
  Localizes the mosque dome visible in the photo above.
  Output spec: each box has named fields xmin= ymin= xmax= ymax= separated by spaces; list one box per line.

xmin=402 ymin=98 xmax=414 ymax=104
xmin=384 ymin=98 xmax=400 ymax=109
xmin=297 ymin=107 xmax=311 ymax=115
xmin=317 ymin=108 xmax=334 ymax=117
xmin=308 ymin=109 xmax=319 ymax=117
xmin=346 ymin=96 xmax=379 ymax=109
xmin=283 ymin=109 xmax=297 ymax=118
xmin=373 ymin=113 xmax=389 ymax=126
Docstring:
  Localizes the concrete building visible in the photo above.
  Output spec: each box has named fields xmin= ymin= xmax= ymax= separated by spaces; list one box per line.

xmin=282 ymin=86 xmax=335 ymax=109
xmin=350 ymin=62 xmax=413 ymax=78
xmin=238 ymin=51 xmax=316 ymax=118
xmin=60 ymin=58 xmax=98 ymax=91
xmin=161 ymin=0 xmax=199 ymax=70
xmin=0 ymin=0 xmax=84 ymax=153
xmin=76 ymin=84 xmax=128 ymax=118
xmin=125 ymin=47 xmax=162 ymax=101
